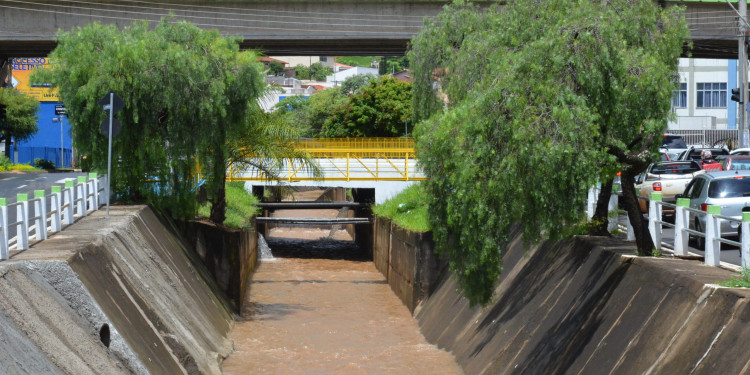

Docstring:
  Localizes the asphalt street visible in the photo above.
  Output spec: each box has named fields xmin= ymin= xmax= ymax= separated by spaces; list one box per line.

xmin=0 ymin=171 xmax=87 ymax=241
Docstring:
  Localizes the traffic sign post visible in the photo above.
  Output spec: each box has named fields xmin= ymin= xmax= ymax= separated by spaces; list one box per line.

xmin=98 ymin=90 xmax=124 ymax=217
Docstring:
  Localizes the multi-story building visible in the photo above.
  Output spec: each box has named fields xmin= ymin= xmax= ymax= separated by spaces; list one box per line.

xmin=671 ymin=58 xmax=742 ymax=131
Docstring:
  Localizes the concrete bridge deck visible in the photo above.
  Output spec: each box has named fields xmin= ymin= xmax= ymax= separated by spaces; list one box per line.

xmin=0 ymin=0 xmax=744 ymax=59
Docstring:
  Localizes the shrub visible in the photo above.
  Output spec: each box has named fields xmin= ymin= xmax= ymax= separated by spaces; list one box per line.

xmin=33 ymin=158 xmax=55 ymax=170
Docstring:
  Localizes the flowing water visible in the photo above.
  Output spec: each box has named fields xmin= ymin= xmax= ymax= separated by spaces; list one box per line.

xmin=221 ymin=195 xmax=463 ymax=374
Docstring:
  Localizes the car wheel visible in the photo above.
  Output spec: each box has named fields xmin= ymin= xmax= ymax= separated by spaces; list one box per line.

xmin=695 ymin=219 xmax=705 ymax=250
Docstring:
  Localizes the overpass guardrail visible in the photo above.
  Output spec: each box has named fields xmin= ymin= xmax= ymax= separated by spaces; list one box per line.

xmin=0 ymin=173 xmax=106 ymax=260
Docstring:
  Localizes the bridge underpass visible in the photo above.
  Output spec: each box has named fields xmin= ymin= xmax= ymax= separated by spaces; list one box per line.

xmin=0 ymin=0 xmax=745 ymax=59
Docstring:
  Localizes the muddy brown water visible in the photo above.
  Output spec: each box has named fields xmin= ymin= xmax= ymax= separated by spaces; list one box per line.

xmin=221 ymin=191 xmax=463 ymax=375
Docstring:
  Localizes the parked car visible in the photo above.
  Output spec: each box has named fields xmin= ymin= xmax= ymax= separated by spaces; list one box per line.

xmin=720 ymin=155 xmax=750 ymax=171
xmin=730 ymin=148 xmax=750 ymax=156
xmin=660 ymin=134 xmax=688 ymax=161
xmin=635 ymin=161 xmax=704 ymax=214
xmin=680 ymin=170 xmax=750 ymax=249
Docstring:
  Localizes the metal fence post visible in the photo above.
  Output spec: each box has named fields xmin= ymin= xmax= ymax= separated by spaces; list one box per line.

xmin=33 ymin=190 xmax=46 ymax=241
xmin=648 ymin=192 xmax=662 ymax=250
xmin=0 ymin=198 xmax=7 ymax=260
xmin=89 ymin=172 xmax=99 ymax=208
xmin=63 ymin=180 xmax=74 ymax=225
xmin=50 ymin=186 xmax=62 ymax=233
xmin=742 ymin=212 xmax=750 ymax=270
xmin=705 ymin=205 xmax=721 ymax=266
xmin=76 ymin=176 xmax=87 ymax=217
xmin=673 ymin=198 xmax=690 ymax=256
xmin=16 ymin=193 xmax=29 ymax=250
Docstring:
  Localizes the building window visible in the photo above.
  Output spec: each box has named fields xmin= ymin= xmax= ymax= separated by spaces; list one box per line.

xmin=696 ymin=82 xmax=726 ymax=108
xmin=319 ymin=57 xmax=327 ymax=62
xmin=672 ymin=82 xmax=687 ymax=108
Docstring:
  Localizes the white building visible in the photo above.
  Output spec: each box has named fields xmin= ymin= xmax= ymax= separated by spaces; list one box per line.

xmin=670 ymin=58 xmax=742 ymax=130
xmin=326 ymin=66 xmax=379 ymax=87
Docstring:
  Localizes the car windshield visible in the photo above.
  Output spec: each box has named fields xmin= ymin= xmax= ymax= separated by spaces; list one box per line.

xmin=707 ymin=177 xmax=750 ymax=198
xmin=650 ymin=163 xmax=699 ymax=175
xmin=662 ymin=136 xmax=687 ymax=149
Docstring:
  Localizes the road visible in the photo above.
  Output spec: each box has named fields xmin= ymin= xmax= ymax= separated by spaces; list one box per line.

xmin=0 ymin=171 xmax=87 ymax=242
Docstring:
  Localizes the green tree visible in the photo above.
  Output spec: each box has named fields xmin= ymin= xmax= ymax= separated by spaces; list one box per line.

xmin=275 ymin=87 xmax=349 ymax=137
xmin=268 ymin=60 xmax=285 ymax=76
xmin=33 ymin=19 xmax=266 ymax=223
xmin=322 ymin=76 xmax=412 ymax=137
xmin=310 ymin=62 xmax=333 ymax=81
xmin=0 ymin=88 xmax=39 ymax=157
xmin=295 ymin=64 xmax=310 ymax=80
xmin=409 ymin=0 xmax=688 ymax=305
xmin=340 ymin=73 xmax=376 ymax=96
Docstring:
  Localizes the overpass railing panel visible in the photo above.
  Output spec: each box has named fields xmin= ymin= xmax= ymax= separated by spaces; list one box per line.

xmin=0 ymin=173 xmax=107 ymax=259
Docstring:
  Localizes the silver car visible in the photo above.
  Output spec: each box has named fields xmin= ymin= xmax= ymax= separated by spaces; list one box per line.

xmin=681 ymin=170 xmax=750 ymax=248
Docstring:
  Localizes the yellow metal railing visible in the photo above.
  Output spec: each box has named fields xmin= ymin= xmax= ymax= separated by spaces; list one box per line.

xmin=227 ymin=137 xmax=425 ymax=182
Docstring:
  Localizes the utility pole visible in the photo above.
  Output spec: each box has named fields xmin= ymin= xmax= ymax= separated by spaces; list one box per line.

xmin=740 ymin=0 xmax=748 ymax=148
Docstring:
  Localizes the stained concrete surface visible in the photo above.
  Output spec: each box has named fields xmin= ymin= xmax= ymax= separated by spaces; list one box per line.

xmin=413 ymin=234 xmax=750 ymax=374
xmin=0 ymin=206 xmax=234 ymax=374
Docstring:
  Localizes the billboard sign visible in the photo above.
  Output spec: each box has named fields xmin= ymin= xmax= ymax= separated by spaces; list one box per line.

xmin=10 ymin=58 xmax=60 ymax=102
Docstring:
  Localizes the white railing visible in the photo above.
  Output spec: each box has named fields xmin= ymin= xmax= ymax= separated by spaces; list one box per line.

xmin=589 ymin=186 xmax=750 ymax=269
xmin=0 ymin=173 xmax=106 ymax=260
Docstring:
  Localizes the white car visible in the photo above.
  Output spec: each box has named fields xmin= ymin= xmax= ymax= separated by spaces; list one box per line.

xmin=730 ymin=148 xmax=750 ymax=156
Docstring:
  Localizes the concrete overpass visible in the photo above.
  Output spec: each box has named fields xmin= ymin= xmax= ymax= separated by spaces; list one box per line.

xmin=0 ymin=0 xmax=746 ymax=59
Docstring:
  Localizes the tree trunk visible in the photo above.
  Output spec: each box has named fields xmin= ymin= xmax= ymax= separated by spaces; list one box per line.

xmin=209 ymin=143 xmax=227 ymax=224
xmin=620 ymin=171 xmax=654 ymax=255
xmin=588 ymin=178 xmax=614 ymax=236
xmin=3 ymin=136 xmax=10 ymax=160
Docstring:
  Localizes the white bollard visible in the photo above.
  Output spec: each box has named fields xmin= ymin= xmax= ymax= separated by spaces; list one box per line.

xmin=0 ymin=198 xmax=7 ymax=259
xmin=50 ymin=186 xmax=62 ymax=233
xmin=648 ymin=192 xmax=662 ymax=251
xmin=742 ymin=212 xmax=750 ymax=270
xmin=16 ymin=193 xmax=29 ymax=250
xmin=76 ymin=176 xmax=87 ymax=217
xmin=704 ymin=205 xmax=721 ymax=266
xmin=32 ymin=190 xmax=47 ymax=241
xmin=673 ymin=198 xmax=690 ymax=256
xmin=89 ymin=173 xmax=99 ymax=208
xmin=63 ymin=180 xmax=75 ymax=225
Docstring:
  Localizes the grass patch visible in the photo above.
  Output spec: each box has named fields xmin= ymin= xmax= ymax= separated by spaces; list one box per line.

xmin=719 ymin=268 xmax=750 ymax=288
xmin=372 ymin=183 xmax=430 ymax=232
xmin=197 ymin=182 xmax=260 ymax=228
xmin=336 ymin=56 xmax=377 ymax=68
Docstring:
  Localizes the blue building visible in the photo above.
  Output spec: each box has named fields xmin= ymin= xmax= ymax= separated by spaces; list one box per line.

xmin=10 ymin=58 xmax=73 ymax=168
xmin=16 ymin=102 xmax=73 ymax=168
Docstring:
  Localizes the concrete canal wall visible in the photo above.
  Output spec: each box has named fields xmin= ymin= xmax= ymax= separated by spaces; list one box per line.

xmin=374 ymin=217 xmax=750 ymax=374
xmin=0 ymin=206 xmax=247 ymax=374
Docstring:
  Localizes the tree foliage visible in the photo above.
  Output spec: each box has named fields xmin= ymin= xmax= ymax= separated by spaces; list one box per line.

xmin=294 ymin=62 xmax=332 ymax=81
xmin=0 ymin=88 xmax=39 ymax=157
xmin=409 ymin=0 xmax=688 ymax=305
xmin=275 ymin=87 xmax=349 ymax=137
xmin=268 ymin=60 xmax=285 ymax=76
xmin=322 ymin=76 xmax=412 ymax=137
xmin=33 ymin=19 xmax=266 ymax=222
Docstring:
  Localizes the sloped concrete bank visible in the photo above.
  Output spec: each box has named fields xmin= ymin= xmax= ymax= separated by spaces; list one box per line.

xmin=374 ymin=217 xmax=750 ymax=374
xmin=2 ymin=206 xmax=237 ymax=374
